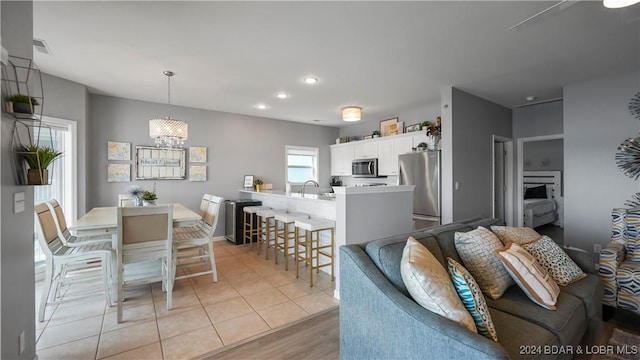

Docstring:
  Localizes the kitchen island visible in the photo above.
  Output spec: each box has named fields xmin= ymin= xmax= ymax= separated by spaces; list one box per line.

xmin=239 ymin=185 xmax=414 ymax=299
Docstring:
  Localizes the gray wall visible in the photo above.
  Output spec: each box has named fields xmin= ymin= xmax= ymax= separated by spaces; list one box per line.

xmin=1 ymin=1 xmax=37 ymax=359
xmin=451 ymin=88 xmax=512 ymax=220
xmin=88 ymin=95 xmax=339 ymax=237
xmin=564 ymin=71 xmax=640 ymax=252
xmin=41 ymin=73 xmax=90 ymax=216
xmin=338 ymin=101 xmax=441 ymax=139
xmin=523 ymin=139 xmax=563 ymax=171
xmin=512 ymin=100 xmax=563 ymax=139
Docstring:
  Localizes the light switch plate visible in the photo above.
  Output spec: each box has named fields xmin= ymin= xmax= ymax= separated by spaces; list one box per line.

xmin=14 ymin=192 xmax=25 ymax=214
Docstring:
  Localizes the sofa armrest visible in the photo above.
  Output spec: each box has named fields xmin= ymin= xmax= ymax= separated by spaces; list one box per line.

xmin=599 ymin=242 xmax=625 ymax=307
xmin=563 ymin=246 xmax=597 ymax=274
xmin=339 ymin=245 xmax=509 ymax=360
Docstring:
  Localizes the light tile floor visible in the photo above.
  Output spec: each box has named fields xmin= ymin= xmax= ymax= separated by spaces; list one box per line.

xmin=35 ymin=240 xmax=339 ymax=360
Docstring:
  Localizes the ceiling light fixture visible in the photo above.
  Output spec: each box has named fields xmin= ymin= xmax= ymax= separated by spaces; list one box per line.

xmin=256 ymin=104 xmax=268 ymax=110
xmin=526 ymin=96 xmax=536 ymax=101
xmin=603 ymin=0 xmax=640 ymax=8
xmin=149 ymin=71 xmax=188 ymax=148
xmin=342 ymin=106 xmax=362 ymax=122
xmin=276 ymin=92 xmax=289 ymax=99
xmin=304 ymin=77 xmax=318 ymax=84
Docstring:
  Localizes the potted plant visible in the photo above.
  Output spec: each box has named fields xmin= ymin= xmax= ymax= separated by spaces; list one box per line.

xmin=19 ymin=144 xmax=63 ymax=185
xmin=126 ymin=185 xmax=145 ymax=206
xmin=141 ymin=191 xmax=157 ymax=206
xmin=7 ymin=94 xmax=39 ymax=114
xmin=372 ymin=130 xmax=380 ymax=138
xmin=254 ymin=179 xmax=264 ymax=192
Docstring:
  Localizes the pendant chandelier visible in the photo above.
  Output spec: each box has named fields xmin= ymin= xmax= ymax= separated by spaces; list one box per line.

xmin=149 ymin=71 xmax=188 ymax=147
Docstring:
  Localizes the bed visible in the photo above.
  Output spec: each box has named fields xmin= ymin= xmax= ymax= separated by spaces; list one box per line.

xmin=523 ymin=171 xmax=564 ymax=229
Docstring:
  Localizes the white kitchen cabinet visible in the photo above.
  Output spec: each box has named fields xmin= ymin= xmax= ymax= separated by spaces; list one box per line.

xmin=354 ymin=141 xmax=378 ymax=159
xmin=395 ymin=136 xmax=414 ymax=156
xmin=413 ymin=133 xmax=429 ymax=147
xmin=379 ymin=136 xmax=414 ymax=176
xmin=330 ymin=144 xmax=354 ymax=176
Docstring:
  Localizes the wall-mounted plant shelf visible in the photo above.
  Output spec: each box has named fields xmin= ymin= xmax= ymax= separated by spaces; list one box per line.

xmin=2 ymin=55 xmax=56 ymax=186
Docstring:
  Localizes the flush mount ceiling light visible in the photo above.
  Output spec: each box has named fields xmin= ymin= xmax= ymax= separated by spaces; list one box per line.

xmin=526 ymin=96 xmax=536 ymax=101
xmin=256 ymin=104 xmax=268 ymax=110
xmin=303 ymin=77 xmax=318 ymax=85
xmin=149 ymin=71 xmax=188 ymax=148
xmin=276 ymin=92 xmax=289 ymax=99
xmin=342 ymin=106 xmax=362 ymax=122
xmin=604 ymin=0 xmax=640 ymax=8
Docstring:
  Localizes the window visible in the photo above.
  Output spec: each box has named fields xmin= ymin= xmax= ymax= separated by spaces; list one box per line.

xmin=286 ymin=146 xmax=319 ymax=184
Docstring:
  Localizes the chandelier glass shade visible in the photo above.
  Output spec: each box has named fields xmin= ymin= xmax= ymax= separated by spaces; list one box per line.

xmin=149 ymin=117 xmax=188 ymax=147
xmin=149 ymin=70 xmax=188 ymax=147
xmin=342 ymin=106 xmax=362 ymax=122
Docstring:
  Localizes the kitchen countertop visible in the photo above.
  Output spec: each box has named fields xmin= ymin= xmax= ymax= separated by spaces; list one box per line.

xmin=238 ymin=189 xmax=336 ymax=201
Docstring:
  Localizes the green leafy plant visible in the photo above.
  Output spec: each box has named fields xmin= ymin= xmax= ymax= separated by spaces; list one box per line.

xmin=19 ymin=144 xmax=63 ymax=169
xmin=254 ymin=179 xmax=264 ymax=186
xmin=8 ymin=94 xmax=39 ymax=106
xmin=141 ymin=191 xmax=157 ymax=201
xmin=372 ymin=130 xmax=380 ymax=136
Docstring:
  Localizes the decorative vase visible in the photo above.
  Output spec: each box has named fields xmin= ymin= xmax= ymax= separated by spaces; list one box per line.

xmin=255 ymin=184 xmax=263 ymax=192
xmin=427 ymin=135 xmax=440 ymax=150
xmin=134 ymin=197 xmax=143 ymax=206
xmin=142 ymin=200 xmax=156 ymax=206
xmin=12 ymin=102 xmax=33 ymax=114
xmin=27 ymin=169 xmax=48 ymax=185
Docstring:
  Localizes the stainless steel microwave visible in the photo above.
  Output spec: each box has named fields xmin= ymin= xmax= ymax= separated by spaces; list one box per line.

xmin=352 ymin=158 xmax=378 ymax=177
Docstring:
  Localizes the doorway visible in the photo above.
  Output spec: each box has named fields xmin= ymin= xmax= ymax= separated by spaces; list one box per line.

xmin=492 ymin=136 xmax=514 ymax=225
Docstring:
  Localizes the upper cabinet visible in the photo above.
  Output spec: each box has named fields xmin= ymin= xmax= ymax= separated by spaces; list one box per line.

xmin=331 ymin=132 xmax=430 ymax=177
xmin=330 ymin=143 xmax=354 ymax=176
xmin=354 ymin=141 xmax=378 ymax=159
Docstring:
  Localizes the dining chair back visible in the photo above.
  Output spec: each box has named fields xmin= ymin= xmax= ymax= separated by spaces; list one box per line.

xmin=34 ymin=203 xmax=113 ymax=322
xmin=45 ymin=199 xmax=111 ymax=247
xmin=172 ymin=194 xmax=223 ymax=282
xmin=117 ymin=204 xmax=173 ymax=323
xmin=118 ymin=194 xmax=135 ymax=207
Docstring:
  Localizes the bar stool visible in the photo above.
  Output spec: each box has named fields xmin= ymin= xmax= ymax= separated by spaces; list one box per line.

xmin=294 ymin=218 xmax=336 ymax=287
xmin=274 ymin=212 xmax=309 ymax=271
xmin=256 ymin=209 xmax=287 ymax=259
xmin=243 ymin=206 xmax=271 ymax=245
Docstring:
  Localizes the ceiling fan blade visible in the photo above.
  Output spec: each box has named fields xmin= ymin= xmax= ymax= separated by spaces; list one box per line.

xmin=508 ymin=0 xmax=581 ymax=31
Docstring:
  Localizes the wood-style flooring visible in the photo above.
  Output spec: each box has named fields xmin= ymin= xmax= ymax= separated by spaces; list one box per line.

xmin=203 ymin=308 xmax=339 ymax=360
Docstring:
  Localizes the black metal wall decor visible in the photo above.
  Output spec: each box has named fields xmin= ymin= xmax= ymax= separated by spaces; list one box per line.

xmin=616 ymin=93 xmax=640 ymax=179
xmin=629 ymin=92 xmax=640 ymax=120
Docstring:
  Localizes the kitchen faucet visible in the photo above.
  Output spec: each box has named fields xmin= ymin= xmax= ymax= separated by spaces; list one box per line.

xmin=301 ymin=180 xmax=320 ymax=196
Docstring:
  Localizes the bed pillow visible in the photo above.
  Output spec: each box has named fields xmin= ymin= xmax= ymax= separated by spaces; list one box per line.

xmin=491 ymin=226 xmax=542 ymax=245
xmin=454 ymin=226 xmax=514 ymax=299
xmin=496 ymin=242 xmax=560 ymax=310
xmin=401 ymin=237 xmax=477 ymax=333
xmin=522 ymin=235 xmax=587 ymax=286
xmin=447 ymin=258 xmax=498 ymax=342
xmin=524 ymin=185 xmax=547 ymax=199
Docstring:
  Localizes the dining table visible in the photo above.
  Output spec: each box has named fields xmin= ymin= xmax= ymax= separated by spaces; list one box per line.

xmin=69 ymin=203 xmax=201 ymax=302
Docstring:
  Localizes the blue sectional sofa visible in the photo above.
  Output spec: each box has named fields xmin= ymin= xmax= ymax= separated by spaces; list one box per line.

xmin=339 ymin=218 xmax=602 ymax=360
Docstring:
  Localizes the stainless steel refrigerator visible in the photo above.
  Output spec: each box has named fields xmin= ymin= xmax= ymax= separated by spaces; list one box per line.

xmin=398 ymin=151 xmax=441 ymax=229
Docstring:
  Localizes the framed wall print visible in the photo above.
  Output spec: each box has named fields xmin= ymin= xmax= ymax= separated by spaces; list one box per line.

xmin=189 ymin=165 xmax=207 ymax=181
xmin=380 ymin=118 xmax=398 ymax=137
xmin=107 ymin=163 xmax=130 ymax=182
xmin=136 ymin=146 xmax=186 ymax=180
xmin=189 ymin=146 xmax=207 ymax=163
xmin=107 ymin=141 xmax=131 ymax=161
xmin=243 ymin=175 xmax=254 ymax=189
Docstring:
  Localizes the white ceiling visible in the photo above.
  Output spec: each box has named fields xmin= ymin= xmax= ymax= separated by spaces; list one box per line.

xmin=33 ymin=1 xmax=640 ymax=127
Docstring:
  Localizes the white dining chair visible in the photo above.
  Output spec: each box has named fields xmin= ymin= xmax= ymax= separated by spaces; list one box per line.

xmin=45 ymin=199 xmax=111 ymax=247
xmin=172 ymin=195 xmax=223 ymax=282
xmin=118 ymin=194 xmax=135 ymax=207
xmin=117 ymin=204 xmax=174 ymax=323
xmin=174 ymin=193 xmax=212 ymax=235
xmin=34 ymin=203 xmax=114 ymax=322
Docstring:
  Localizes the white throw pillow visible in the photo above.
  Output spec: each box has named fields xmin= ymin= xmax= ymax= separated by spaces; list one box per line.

xmin=401 ymin=237 xmax=477 ymax=333
xmin=454 ymin=226 xmax=514 ymax=299
xmin=490 ymin=226 xmax=542 ymax=245
xmin=496 ymin=242 xmax=560 ymax=310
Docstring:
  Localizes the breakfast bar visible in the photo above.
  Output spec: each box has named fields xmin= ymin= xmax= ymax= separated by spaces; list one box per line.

xmin=239 ymin=185 xmax=415 ymax=298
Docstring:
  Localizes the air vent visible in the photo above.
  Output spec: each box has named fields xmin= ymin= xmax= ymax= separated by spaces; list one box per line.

xmin=33 ymin=38 xmax=51 ymax=55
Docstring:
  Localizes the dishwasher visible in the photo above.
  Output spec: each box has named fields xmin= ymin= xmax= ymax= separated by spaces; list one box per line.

xmin=224 ymin=199 xmax=262 ymax=244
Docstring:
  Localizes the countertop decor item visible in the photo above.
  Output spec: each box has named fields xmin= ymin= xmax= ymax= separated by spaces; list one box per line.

xmin=127 ymin=185 xmax=144 ymax=206
xmin=149 ymin=70 xmax=188 ymax=148
xmin=254 ymin=178 xmax=264 ymax=192
xmin=141 ymin=190 xmax=157 ymax=206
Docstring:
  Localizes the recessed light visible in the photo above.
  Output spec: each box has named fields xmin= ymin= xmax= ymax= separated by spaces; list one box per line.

xmin=304 ymin=77 xmax=318 ymax=85
xmin=276 ymin=92 xmax=289 ymax=99
xmin=526 ymin=96 xmax=536 ymax=101
xmin=256 ymin=104 xmax=268 ymax=110
xmin=312 ymin=119 xmax=321 ymax=122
